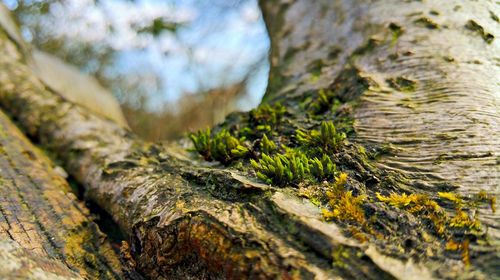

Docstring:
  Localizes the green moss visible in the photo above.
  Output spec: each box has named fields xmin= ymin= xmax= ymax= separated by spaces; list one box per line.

xmin=189 ymin=128 xmax=249 ymax=165
xmin=189 ymin=128 xmax=211 ymax=160
xmin=310 ymin=154 xmax=337 ymax=181
xmin=307 ymin=89 xmax=344 ymax=116
xmin=249 ymin=103 xmax=286 ymax=128
xmin=414 ymin=17 xmax=439 ymax=29
xmin=465 ymin=20 xmax=495 ymax=44
xmin=309 ymin=89 xmax=331 ymax=114
xmin=260 ymin=134 xmax=277 ymax=154
xmin=386 ymin=76 xmax=417 ymax=92
xmin=296 ymin=121 xmax=346 ymax=154
xmin=251 ymin=151 xmax=310 ymax=186
xmin=251 ymin=143 xmax=339 ymax=186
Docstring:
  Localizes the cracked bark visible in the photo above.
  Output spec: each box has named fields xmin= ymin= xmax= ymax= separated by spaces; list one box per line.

xmin=0 ymin=0 xmax=498 ymax=279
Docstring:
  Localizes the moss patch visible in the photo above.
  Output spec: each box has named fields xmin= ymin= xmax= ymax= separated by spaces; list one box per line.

xmin=189 ymin=128 xmax=249 ymax=165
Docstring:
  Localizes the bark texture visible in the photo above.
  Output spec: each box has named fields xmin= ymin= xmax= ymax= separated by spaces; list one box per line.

xmin=261 ymin=0 xmax=499 ymax=236
xmin=0 ymin=108 xmax=124 ymax=278
xmin=0 ymin=0 xmax=499 ymax=279
xmin=0 ymin=19 xmax=427 ymax=280
xmin=259 ymin=0 xmax=499 ymax=275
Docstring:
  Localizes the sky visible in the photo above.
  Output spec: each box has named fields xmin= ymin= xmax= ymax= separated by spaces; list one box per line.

xmin=3 ymin=0 xmax=270 ymax=111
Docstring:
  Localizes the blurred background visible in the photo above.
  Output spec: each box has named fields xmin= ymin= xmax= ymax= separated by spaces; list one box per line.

xmin=3 ymin=0 xmax=270 ymax=140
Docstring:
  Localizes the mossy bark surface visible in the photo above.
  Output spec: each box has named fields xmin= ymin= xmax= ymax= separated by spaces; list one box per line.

xmin=0 ymin=0 xmax=499 ymax=279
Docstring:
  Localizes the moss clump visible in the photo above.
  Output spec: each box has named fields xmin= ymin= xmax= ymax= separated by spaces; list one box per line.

xmin=386 ymin=76 xmax=417 ymax=92
xmin=260 ymin=134 xmax=277 ymax=154
xmin=189 ymin=128 xmax=211 ymax=160
xmin=310 ymin=154 xmax=337 ymax=181
xmin=251 ymin=152 xmax=310 ymax=186
xmin=251 ymin=146 xmax=338 ymax=186
xmin=322 ymin=173 xmax=367 ymax=224
xmin=307 ymin=89 xmax=345 ymax=116
xmin=189 ymin=128 xmax=249 ymax=164
xmin=465 ymin=20 xmax=494 ymax=44
xmin=249 ymin=103 xmax=286 ymax=128
xmin=439 ymin=190 xmax=495 ymax=214
xmin=414 ymin=17 xmax=439 ymax=29
xmin=250 ymin=122 xmax=347 ymax=187
xmin=296 ymin=121 xmax=346 ymax=154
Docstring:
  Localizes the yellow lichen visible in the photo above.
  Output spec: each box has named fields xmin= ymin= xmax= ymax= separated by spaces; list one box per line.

xmin=322 ymin=173 xmax=366 ymax=224
xmin=449 ymin=209 xmax=481 ymax=231
xmin=462 ymin=238 xmax=470 ymax=267
xmin=376 ymin=192 xmax=440 ymax=212
xmin=349 ymin=226 xmax=368 ymax=243
xmin=438 ymin=192 xmax=462 ymax=205
xmin=376 ymin=192 xmax=416 ymax=208
xmin=445 ymin=239 xmax=461 ymax=251
xmin=476 ymin=190 xmax=496 ymax=213
xmin=377 ymin=192 xmax=445 ymax=235
xmin=445 ymin=238 xmax=471 ymax=267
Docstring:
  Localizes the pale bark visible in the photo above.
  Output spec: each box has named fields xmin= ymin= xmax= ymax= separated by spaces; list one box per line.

xmin=0 ymin=0 xmax=498 ymax=279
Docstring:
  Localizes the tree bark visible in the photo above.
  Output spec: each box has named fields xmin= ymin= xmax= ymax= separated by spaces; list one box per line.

xmin=0 ymin=0 xmax=498 ymax=279
xmin=0 ymin=108 xmax=124 ymax=279
xmin=260 ymin=0 xmax=499 ymax=241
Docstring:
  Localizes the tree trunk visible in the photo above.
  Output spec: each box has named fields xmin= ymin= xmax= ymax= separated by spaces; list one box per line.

xmin=0 ymin=0 xmax=498 ymax=279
